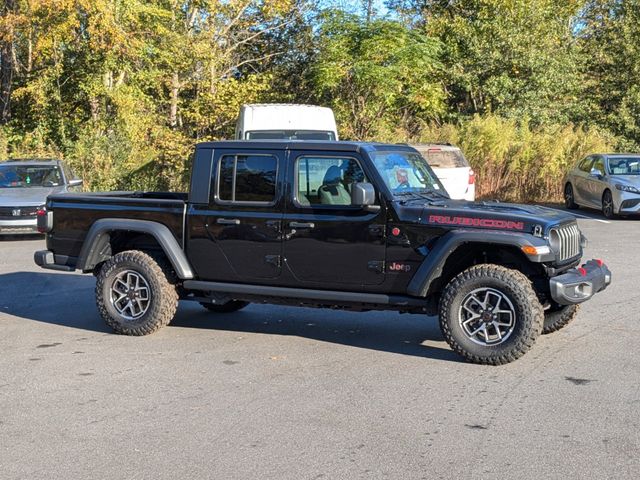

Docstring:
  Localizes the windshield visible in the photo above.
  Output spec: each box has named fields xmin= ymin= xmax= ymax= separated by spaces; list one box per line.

xmin=607 ymin=157 xmax=640 ymax=175
xmin=0 ymin=165 xmax=63 ymax=188
xmin=246 ymin=130 xmax=336 ymax=141
xmin=371 ymin=151 xmax=448 ymax=198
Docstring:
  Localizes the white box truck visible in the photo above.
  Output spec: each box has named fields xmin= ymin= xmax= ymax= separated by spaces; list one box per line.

xmin=235 ymin=104 xmax=339 ymax=141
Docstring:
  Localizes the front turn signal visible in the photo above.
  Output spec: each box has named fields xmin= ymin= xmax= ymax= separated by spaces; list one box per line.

xmin=521 ymin=245 xmax=551 ymax=256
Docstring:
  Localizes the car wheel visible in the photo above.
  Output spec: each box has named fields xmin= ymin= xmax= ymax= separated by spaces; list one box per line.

xmin=564 ymin=183 xmax=579 ymax=209
xmin=602 ymin=190 xmax=616 ymax=219
xmin=439 ymin=264 xmax=544 ymax=365
xmin=199 ymin=300 xmax=249 ymax=313
xmin=542 ymin=304 xmax=580 ymax=334
xmin=96 ymin=250 xmax=178 ymax=335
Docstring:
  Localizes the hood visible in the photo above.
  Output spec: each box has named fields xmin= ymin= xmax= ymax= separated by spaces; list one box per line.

xmin=395 ymin=199 xmax=575 ymax=234
xmin=609 ymin=174 xmax=640 ymax=185
xmin=0 ymin=186 xmax=65 ymax=207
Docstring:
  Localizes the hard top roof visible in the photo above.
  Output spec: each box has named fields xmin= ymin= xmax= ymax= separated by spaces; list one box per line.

xmin=195 ymin=140 xmax=417 ymax=153
xmin=1 ymin=158 xmax=61 ymax=166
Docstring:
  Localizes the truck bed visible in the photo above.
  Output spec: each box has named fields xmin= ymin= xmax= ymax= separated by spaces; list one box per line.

xmin=46 ymin=191 xmax=187 ymax=258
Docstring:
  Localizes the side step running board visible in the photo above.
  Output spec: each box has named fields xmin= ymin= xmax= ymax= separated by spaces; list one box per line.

xmin=182 ymin=280 xmax=427 ymax=307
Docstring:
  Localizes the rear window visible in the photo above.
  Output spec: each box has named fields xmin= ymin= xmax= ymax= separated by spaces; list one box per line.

xmin=416 ymin=148 xmax=469 ymax=169
xmin=246 ymin=130 xmax=336 ymax=141
xmin=218 ymin=154 xmax=278 ymax=203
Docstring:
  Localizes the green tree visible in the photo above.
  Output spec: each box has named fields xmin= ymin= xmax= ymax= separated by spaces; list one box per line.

xmin=389 ymin=0 xmax=586 ymax=125
xmin=579 ymin=0 xmax=640 ymax=148
xmin=311 ymin=11 xmax=445 ymax=140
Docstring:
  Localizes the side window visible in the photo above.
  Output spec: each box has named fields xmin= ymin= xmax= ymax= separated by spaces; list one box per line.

xmin=578 ymin=157 xmax=593 ymax=173
xmin=217 ymin=154 xmax=277 ymax=204
xmin=592 ymin=157 xmax=605 ymax=174
xmin=295 ymin=156 xmax=367 ymax=207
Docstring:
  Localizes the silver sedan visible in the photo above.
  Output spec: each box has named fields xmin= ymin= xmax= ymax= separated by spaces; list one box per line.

xmin=563 ymin=154 xmax=640 ymax=218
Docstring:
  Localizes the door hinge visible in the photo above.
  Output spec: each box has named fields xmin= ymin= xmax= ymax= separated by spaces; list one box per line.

xmin=265 ymin=255 xmax=282 ymax=268
xmin=367 ymin=260 xmax=385 ymax=274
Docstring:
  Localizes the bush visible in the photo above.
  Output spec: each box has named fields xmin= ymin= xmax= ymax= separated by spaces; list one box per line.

xmin=417 ymin=115 xmax=615 ymax=202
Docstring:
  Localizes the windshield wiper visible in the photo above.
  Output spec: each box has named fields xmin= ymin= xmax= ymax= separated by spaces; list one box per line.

xmin=395 ymin=190 xmax=449 ymax=201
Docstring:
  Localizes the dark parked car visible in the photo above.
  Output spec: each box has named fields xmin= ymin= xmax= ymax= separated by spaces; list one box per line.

xmin=34 ymin=141 xmax=610 ymax=364
xmin=0 ymin=158 xmax=82 ymax=234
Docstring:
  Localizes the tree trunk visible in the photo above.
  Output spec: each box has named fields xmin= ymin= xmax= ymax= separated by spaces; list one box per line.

xmin=0 ymin=0 xmax=17 ymax=125
xmin=169 ymin=72 xmax=179 ymax=128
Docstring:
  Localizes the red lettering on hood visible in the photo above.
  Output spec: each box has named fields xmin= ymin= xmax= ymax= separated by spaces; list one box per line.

xmin=428 ymin=215 xmax=525 ymax=231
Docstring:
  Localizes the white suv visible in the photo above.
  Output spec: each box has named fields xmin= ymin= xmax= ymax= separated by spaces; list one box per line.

xmin=411 ymin=144 xmax=476 ymax=201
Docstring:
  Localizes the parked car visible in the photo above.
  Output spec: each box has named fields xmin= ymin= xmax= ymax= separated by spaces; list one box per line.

xmin=411 ymin=144 xmax=475 ymax=201
xmin=0 ymin=158 xmax=82 ymax=234
xmin=564 ymin=154 xmax=640 ymax=218
xmin=34 ymin=141 xmax=611 ymax=365
xmin=235 ymin=104 xmax=339 ymax=141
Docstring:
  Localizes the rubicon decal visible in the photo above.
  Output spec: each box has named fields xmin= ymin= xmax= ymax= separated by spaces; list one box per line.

xmin=428 ymin=215 xmax=525 ymax=231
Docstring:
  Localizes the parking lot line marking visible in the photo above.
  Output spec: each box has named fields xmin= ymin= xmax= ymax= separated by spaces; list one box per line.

xmin=543 ymin=207 xmax=611 ymax=224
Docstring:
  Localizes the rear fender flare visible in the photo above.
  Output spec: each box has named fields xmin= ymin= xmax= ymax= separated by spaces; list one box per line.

xmin=76 ymin=218 xmax=194 ymax=279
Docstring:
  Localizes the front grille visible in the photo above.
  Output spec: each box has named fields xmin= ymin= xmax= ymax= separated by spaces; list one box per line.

xmin=550 ymin=223 xmax=581 ymax=262
xmin=0 ymin=206 xmax=40 ymax=220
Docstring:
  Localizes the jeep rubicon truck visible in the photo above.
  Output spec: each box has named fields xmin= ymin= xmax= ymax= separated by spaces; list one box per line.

xmin=34 ymin=141 xmax=611 ymax=364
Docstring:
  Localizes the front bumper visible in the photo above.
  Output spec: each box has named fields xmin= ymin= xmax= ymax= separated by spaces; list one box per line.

xmin=612 ymin=188 xmax=640 ymax=214
xmin=549 ymin=259 xmax=612 ymax=305
xmin=0 ymin=218 xmax=38 ymax=234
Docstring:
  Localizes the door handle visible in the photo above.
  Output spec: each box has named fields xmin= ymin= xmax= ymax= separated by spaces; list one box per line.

xmin=217 ymin=218 xmax=240 ymax=225
xmin=289 ymin=221 xmax=315 ymax=229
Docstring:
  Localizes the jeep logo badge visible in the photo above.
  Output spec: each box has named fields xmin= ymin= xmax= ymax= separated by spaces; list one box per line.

xmin=12 ymin=209 xmax=21 ymax=217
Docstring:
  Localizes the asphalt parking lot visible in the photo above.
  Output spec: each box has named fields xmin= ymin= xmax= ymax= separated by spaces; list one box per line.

xmin=1 ymin=209 xmax=638 ymax=480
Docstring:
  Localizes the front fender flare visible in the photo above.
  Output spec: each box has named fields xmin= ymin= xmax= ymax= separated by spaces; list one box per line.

xmin=76 ymin=218 xmax=194 ymax=279
xmin=407 ymin=230 xmax=551 ymax=297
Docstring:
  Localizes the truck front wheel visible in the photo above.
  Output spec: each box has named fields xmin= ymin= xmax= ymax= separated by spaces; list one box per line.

xmin=439 ymin=264 xmax=544 ymax=365
xmin=96 ymin=250 xmax=179 ymax=335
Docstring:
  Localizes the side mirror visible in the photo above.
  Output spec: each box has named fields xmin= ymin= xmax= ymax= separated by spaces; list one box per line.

xmin=351 ymin=182 xmax=380 ymax=212
xmin=68 ymin=178 xmax=83 ymax=187
xmin=590 ymin=168 xmax=603 ymax=178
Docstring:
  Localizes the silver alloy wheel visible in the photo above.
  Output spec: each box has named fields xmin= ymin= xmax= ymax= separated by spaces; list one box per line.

xmin=603 ymin=192 xmax=614 ymax=217
xmin=110 ymin=270 xmax=151 ymax=320
xmin=458 ymin=287 xmax=516 ymax=346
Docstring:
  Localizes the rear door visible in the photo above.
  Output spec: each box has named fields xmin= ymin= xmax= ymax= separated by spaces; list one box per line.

xmin=282 ymin=150 xmax=387 ymax=287
xmin=187 ymin=148 xmax=285 ymax=281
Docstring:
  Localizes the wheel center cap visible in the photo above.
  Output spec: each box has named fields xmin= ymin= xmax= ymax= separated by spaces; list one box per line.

xmin=482 ymin=311 xmax=493 ymax=322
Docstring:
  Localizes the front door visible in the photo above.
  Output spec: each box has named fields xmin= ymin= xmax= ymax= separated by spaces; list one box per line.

xmin=187 ymin=148 xmax=285 ymax=281
xmin=282 ymin=151 xmax=386 ymax=288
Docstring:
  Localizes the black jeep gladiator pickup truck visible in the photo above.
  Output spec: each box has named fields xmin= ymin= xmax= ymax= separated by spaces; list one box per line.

xmin=34 ymin=141 xmax=611 ymax=364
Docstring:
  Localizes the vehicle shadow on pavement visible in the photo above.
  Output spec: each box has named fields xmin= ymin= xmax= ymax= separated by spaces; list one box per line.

xmin=0 ymin=271 xmax=111 ymax=333
xmin=0 ymin=271 xmax=461 ymax=362
xmin=171 ymin=304 xmax=463 ymax=363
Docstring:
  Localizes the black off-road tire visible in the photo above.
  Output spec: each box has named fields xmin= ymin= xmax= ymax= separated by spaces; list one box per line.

xmin=439 ymin=264 xmax=544 ymax=365
xmin=564 ymin=183 xmax=579 ymax=210
xmin=96 ymin=250 xmax=179 ymax=335
xmin=542 ymin=304 xmax=580 ymax=334
xmin=199 ymin=300 xmax=250 ymax=313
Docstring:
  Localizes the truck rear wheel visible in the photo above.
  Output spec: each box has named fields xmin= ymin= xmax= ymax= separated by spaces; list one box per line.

xmin=543 ymin=304 xmax=579 ymax=334
xmin=96 ymin=250 xmax=179 ymax=335
xmin=439 ymin=264 xmax=544 ymax=365
xmin=199 ymin=300 xmax=249 ymax=313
